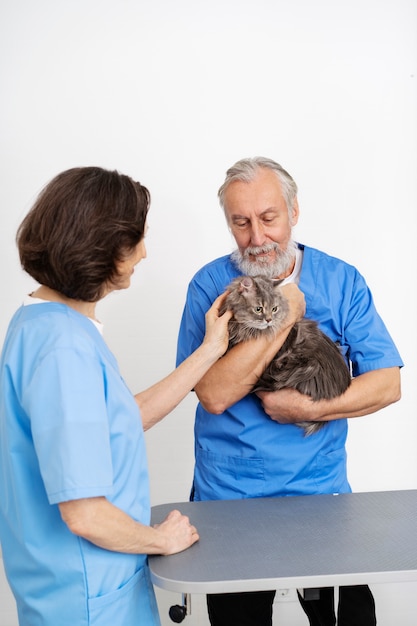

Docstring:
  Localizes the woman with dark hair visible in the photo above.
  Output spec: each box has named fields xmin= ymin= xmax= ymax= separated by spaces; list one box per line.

xmin=0 ymin=167 xmax=232 ymax=626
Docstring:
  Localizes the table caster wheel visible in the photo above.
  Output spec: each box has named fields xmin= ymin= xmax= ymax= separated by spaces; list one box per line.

xmin=169 ymin=604 xmax=186 ymax=622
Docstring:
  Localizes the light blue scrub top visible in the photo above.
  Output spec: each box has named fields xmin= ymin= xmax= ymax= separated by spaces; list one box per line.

xmin=176 ymin=244 xmax=403 ymax=501
xmin=0 ymin=303 xmax=160 ymax=626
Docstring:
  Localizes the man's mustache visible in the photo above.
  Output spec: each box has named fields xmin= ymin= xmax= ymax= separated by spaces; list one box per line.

xmin=243 ymin=243 xmax=281 ymax=257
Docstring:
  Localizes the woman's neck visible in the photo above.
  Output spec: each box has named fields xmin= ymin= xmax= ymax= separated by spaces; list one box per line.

xmin=31 ymin=285 xmax=98 ymax=320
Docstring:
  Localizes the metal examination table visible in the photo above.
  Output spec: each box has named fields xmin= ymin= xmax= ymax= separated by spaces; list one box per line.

xmin=149 ymin=490 xmax=417 ymax=620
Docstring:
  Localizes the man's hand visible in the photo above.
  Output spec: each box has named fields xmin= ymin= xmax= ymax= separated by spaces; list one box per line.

xmin=279 ymin=283 xmax=306 ymax=326
xmin=256 ymin=388 xmax=318 ymax=423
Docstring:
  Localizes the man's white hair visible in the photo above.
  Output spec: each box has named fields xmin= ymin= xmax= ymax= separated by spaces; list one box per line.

xmin=218 ymin=156 xmax=298 ymax=219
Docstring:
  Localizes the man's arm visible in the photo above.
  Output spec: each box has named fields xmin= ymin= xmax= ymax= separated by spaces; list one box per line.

xmin=257 ymin=366 xmax=401 ymax=424
xmin=195 ymin=283 xmax=306 ymax=414
xmin=59 ymin=497 xmax=199 ymax=556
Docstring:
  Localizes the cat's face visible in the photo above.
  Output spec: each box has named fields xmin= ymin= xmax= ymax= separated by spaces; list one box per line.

xmin=226 ymin=275 xmax=289 ymax=333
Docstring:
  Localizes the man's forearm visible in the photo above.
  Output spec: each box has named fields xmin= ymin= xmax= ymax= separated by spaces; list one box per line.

xmin=195 ymin=325 xmax=295 ymax=414
xmin=194 ymin=282 xmax=306 ymax=414
xmin=258 ymin=367 xmax=401 ymax=424
xmin=314 ymin=367 xmax=401 ymax=421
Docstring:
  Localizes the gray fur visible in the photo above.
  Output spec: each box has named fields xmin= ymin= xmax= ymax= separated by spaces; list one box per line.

xmin=221 ymin=275 xmax=351 ymax=436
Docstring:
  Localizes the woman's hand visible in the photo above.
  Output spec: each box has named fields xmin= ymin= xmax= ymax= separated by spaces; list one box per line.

xmin=136 ymin=292 xmax=232 ymax=430
xmin=201 ymin=292 xmax=233 ymax=358
xmin=153 ymin=509 xmax=199 ymax=555
xmin=59 ymin=497 xmax=199 ymax=556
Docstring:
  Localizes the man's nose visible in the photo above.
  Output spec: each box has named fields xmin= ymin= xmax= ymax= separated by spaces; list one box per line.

xmin=250 ymin=221 xmax=266 ymax=246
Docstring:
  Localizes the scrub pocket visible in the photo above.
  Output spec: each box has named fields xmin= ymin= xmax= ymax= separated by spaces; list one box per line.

xmin=194 ymin=447 xmax=265 ymax=500
xmin=313 ymin=446 xmax=348 ymax=493
xmin=88 ymin=564 xmax=161 ymax=626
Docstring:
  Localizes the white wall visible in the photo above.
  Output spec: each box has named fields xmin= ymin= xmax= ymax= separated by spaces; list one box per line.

xmin=0 ymin=1 xmax=416 ymax=624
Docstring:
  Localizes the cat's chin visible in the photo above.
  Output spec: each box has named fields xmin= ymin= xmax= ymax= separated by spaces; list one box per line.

xmin=257 ymin=321 xmax=276 ymax=329
xmin=255 ymin=322 xmax=277 ymax=333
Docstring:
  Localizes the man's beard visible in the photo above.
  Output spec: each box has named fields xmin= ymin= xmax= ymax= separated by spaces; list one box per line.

xmin=231 ymin=240 xmax=298 ymax=279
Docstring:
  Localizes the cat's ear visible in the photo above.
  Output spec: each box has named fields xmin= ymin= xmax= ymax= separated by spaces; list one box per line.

xmin=272 ymin=278 xmax=284 ymax=289
xmin=238 ymin=276 xmax=254 ymax=295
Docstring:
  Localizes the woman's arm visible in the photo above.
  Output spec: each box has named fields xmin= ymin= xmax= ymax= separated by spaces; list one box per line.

xmin=135 ymin=292 xmax=233 ymax=430
xmin=59 ymin=497 xmax=198 ymax=555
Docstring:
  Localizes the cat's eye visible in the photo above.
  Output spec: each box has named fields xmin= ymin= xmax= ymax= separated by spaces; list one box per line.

xmin=272 ymin=306 xmax=278 ymax=313
xmin=254 ymin=306 xmax=264 ymax=314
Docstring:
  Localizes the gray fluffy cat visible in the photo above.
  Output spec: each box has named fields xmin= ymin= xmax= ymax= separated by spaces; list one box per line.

xmin=221 ymin=275 xmax=351 ymax=436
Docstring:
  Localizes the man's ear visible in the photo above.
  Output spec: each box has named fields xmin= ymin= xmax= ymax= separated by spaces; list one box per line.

xmin=291 ymin=197 xmax=300 ymax=227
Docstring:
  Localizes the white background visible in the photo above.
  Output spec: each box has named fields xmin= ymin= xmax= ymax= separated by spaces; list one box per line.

xmin=0 ymin=1 xmax=416 ymax=624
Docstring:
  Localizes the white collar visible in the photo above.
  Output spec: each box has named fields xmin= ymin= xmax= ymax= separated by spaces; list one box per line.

xmin=279 ymin=246 xmax=303 ymax=285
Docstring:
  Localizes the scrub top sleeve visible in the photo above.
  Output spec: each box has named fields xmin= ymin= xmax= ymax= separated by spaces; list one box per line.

xmin=24 ymin=347 xmax=114 ymax=504
xmin=344 ymin=272 xmax=403 ymax=375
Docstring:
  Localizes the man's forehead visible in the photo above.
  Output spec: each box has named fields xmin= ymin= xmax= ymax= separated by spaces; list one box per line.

xmin=228 ymin=206 xmax=281 ymax=220
xmin=224 ymin=173 xmax=283 ymax=206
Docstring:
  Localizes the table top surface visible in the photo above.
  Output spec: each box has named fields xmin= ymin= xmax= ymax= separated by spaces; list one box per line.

xmin=149 ymin=489 xmax=417 ymax=594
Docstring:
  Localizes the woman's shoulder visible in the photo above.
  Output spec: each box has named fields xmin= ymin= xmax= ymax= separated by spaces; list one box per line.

xmin=10 ymin=302 xmax=102 ymax=353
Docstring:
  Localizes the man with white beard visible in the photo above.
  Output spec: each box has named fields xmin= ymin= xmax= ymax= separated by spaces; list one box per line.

xmin=176 ymin=156 xmax=403 ymax=626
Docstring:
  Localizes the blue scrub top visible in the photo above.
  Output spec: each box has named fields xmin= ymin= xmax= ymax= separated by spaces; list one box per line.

xmin=0 ymin=303 xmax=160 ymax=625
xmin=176 ymin=244 xmax=403 ymax=501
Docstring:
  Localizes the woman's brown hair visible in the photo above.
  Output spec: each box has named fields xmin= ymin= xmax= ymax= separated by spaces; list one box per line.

xmin=17 ymin=167 xmax=150 ymax=301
